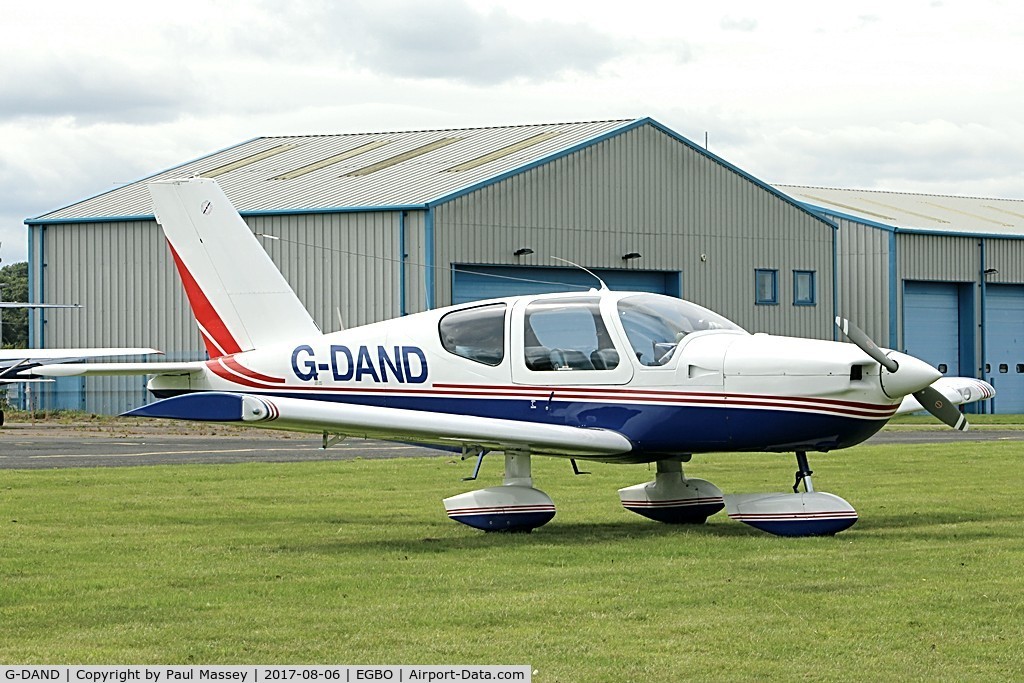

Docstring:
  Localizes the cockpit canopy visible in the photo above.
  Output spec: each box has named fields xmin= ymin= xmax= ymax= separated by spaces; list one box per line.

xmin=617 ymin=294 xmax=745 ymax=366
xmin=437 ymin=292 xmax=745 ymax=370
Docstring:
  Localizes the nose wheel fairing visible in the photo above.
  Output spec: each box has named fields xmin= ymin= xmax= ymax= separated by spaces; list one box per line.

xmin=724 ymin=492 xmax=858 ymax=536
xmin=725 ymin=450 xmax=857 ymax=536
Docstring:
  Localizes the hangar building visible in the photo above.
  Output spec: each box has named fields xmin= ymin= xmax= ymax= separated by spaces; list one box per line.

xmin=779 ymin=186 xmax=1024 ymax=413
xmin=24 ymin=117 xmax=1019 ymax=415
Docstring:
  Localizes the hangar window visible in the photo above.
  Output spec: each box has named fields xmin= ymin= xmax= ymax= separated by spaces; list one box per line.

xmin=793 ymin=270 xmax=816 ymax=306
xmin=439 ymin=303 xmax=506 ymax=366
xmin=523 ymin=298 xmax=618 ymax=371
xmin=755 ymin=269 xmax=778 ymax=305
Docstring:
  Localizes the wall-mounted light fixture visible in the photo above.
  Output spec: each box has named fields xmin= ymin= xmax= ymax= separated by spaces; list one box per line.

xmin=514 ymin=248 xmax=534 ymax=257
xmin=984 ymin=268 xmax=999 ymax=275
xmin=622 ymin=252 xmax=642 ymax=261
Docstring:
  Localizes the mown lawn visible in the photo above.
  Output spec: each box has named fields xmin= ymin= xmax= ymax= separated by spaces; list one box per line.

xmin=2 ymin=441 xmax=1022 ymax=681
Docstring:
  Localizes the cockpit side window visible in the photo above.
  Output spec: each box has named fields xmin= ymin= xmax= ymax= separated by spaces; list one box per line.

xmin=523 ymin=298 xmax=619 ymax=371
xmin=618 ymin=294 xmax=743 ymax=366
xmin=439 ymin=303 xmax=506 ymax=366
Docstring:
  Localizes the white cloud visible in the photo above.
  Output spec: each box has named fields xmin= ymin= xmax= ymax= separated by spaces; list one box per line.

xmin=0 ymin=0 xmax=1022 ymax=264
xmin=313 ymin=0 xmax=624 ymax=85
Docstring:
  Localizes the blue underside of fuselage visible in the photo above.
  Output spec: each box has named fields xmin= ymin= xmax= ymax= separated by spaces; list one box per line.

xmin=145 ymin=388 xmax=887 ymax=455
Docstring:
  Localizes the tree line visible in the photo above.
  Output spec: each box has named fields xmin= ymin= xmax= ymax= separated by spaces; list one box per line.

xmin=1 ymin=261 xmax=29 ymax=348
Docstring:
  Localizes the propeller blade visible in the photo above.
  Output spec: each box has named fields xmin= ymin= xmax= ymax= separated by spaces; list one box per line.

xmin=834 ymin=316 xmax=899 ymax=373
xmin=913 ymin=385 xmax=969 ymax=431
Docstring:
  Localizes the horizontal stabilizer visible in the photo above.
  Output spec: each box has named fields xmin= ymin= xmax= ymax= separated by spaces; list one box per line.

xmin=33 ymin=361 xmax=206 ymax=377
xmin=126 ymin=392 xmax=257 ymax=422
xmin=124 ymin=392 xmax=635 ymax=458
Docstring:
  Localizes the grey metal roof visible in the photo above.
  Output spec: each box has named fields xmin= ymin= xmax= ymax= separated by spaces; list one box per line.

xmin=32 ymin=119 xmax=635 ymax=222
xmin=777 ymin=185 xmax=1024 ymax=237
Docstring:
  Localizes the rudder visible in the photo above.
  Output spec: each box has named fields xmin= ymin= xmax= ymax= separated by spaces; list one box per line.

xmin=148 ymin=177 xmax=321 ymax=357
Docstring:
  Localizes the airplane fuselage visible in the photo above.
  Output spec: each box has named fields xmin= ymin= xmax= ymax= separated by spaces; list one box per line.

xmin=148 ymin=290 xmax=918 ymax=462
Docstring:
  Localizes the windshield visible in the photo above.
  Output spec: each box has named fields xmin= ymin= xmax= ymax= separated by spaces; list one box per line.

xmin=617 ymin=294 xmax=744 ymax=366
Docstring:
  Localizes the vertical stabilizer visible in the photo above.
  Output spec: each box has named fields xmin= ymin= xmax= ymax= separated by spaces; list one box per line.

xmin=148 ymin=177 xmax=321 ymax=356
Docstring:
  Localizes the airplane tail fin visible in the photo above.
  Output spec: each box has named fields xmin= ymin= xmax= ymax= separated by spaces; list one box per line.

xmin=148 ymin=177 xmax=321 ymax=357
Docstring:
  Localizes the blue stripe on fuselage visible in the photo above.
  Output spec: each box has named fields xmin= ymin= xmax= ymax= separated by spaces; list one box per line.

xmin=148 ymin=388 xmax=887 ymax=453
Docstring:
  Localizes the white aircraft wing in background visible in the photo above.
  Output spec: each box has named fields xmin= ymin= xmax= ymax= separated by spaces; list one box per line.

xmin=896 ymin=376 xmax=996 ymax=416
xmin=0 ymin=348 xmax=162 ymax=383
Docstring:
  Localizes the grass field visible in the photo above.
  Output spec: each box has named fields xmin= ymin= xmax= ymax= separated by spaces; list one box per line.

xmin=2 ymin=440 xmax=1023 ymax=681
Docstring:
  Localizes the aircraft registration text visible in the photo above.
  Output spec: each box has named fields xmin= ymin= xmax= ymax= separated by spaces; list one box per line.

xmin=291 ymin=345 xmax=428 ymax=384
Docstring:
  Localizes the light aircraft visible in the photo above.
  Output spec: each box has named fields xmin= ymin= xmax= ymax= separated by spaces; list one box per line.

xmin=37 ymin=177 xmax=995 ymax=537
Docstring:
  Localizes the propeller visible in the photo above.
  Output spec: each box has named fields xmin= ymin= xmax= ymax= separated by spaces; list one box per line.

xmin=912 ymin=385 xmax=968 ymax=431
xmin=835 ymin=316 xmax=897 ymax=373
xmin=835 ymin=316 xmax=969 ymax=431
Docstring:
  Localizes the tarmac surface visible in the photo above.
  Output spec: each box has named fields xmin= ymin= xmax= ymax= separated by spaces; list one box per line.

xmin=0 ymin=418 xmax=1021 ymax=470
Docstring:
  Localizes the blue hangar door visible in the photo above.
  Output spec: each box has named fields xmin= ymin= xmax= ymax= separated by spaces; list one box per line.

xmin=451 ymin=265 xmax=681 ymax=305
xmin=903 ymin=281 xmax=963 ymax=376
xmin=985 ymin=284 xmax=1024 ymax=413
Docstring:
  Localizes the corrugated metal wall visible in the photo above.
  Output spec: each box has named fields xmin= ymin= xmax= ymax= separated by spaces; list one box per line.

xmin=984 ymin=238 xmax=1024 ymax=285
xmin=831 ymin=216 xmax=893 ymax=345
xmin=898 ymin=234 xmax=979 ymax=281
xmin=250 ymin=211 xmax=405 ymax=330
xmin=435 ymin=123 xmax=835 ymax=338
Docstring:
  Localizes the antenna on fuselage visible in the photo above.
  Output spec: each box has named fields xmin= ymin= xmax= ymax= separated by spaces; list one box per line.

xmin=551 ymin=257 xmax=609 ymax=291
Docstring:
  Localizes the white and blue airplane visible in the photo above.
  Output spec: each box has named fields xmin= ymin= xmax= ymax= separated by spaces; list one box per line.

xmin=37 ymin=177 xmax=995 ymax=537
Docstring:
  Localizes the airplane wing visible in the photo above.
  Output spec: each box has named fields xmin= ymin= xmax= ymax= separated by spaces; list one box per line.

xmin=895 ymin=376 xmax=995 ymax=415
xmin=0 ymin=302 xmax=81 ymax=309
xmin=0 ymin=348 xmax=163 ymax=382
xmin=124 ymin=392 xmax=635 ymax=459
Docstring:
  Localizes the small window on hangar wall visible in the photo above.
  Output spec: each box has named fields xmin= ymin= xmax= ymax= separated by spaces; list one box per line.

xmin=755 ymin=269 xmax=778 ymax=305
xmin=793 ymin=270 xmax=816 ymax=306
xmin=439 ymin=303 xmax=506 ymax=366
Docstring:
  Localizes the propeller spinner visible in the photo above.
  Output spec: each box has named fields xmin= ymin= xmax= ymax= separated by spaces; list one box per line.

xmin=835 ymin=316 xmax=969 ymax=431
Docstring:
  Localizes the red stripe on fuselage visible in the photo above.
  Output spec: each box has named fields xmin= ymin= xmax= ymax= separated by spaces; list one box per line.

xmin=221 ymin=355 xmax=286 ymax=384
xmin=432 ymin=383 xmax=893 ymax=412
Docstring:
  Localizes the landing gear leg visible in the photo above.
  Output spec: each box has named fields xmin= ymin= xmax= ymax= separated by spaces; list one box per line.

xmin=793 ymin=451 xmax=814 ymax=493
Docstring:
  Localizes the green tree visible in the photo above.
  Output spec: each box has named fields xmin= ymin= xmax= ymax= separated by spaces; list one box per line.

xmin=0 ymin=261 xmax=29 ymax=348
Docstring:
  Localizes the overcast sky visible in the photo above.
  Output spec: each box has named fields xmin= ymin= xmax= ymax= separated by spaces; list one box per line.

xmin=2 ymin=0 xmax=1021 ymax=264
